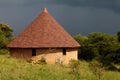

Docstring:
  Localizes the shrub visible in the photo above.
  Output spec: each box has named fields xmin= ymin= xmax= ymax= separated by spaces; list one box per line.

xmin=0 ymin=49 xmax=10 ymax=55
xmin=35 ymin=57 xmax=47 ymax=65
xmin=89 ymin=60 xmax=104 ymax=80
xmin=69 ymin=59 xmax=81 ymax=79
xmin=27 ymin=57 xmax=47 ymax=65
xmin=69 ymin=59 xmax=80 ymax=73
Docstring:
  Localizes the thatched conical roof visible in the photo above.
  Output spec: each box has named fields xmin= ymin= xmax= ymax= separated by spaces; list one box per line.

xmin=8 ymin=8 xmax=80 ymax=48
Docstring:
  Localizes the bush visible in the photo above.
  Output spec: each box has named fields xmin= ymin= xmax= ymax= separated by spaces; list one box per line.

xmin=69 ymin=59 xmax=81 ymax=79
xmin=33 ymin=57 xmax=47 ymax=65
xmin=36 ymin=57 xmax=47 ymax=65
xmin=27 ymin=57 xmax=47 ymax=65
xmin=69 ymin=59 xmax=80 ymax=73
xmin=89 ymin=60 xmax=104 ymax=79
xmin=0 ymin=49 xmax=10 ymax=55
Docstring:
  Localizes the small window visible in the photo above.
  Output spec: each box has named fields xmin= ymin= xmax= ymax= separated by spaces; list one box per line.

xmin=63 ymin=48 xmax=66 ymax=55
xmin=32 ymin=48 xmax=36 ymax=56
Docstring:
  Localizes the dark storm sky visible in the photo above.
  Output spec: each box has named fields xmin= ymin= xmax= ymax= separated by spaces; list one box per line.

xmin=0 ymin=0 xmax=120 ymax=36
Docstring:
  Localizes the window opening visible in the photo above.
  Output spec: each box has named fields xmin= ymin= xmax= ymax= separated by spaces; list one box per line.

xmin=63 ymin=48 xmax=66 ymax=55
xmin=32 ymin=48 xmax=36 ymax=56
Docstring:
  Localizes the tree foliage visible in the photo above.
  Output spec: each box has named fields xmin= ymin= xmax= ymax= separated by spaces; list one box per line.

xmin=0 ymin=30 xmax=6 ymax=48
xmin=74 ymin=34 xmax=99 ymax=61
xmin=117 ymin=31 xmax=120 ymax=42
xmin=0 ymin=23 xmax=13 ymax=49
xmin=74 ymin=32 xmax=120 ymax=64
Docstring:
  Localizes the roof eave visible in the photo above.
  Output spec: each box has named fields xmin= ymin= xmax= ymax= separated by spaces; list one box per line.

xmin=8 ymin=46 xmax=80 ymax=49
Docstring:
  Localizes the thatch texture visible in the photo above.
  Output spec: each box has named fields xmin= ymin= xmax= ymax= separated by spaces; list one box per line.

xmin=8 ymin=8 xmax=80 ymax=48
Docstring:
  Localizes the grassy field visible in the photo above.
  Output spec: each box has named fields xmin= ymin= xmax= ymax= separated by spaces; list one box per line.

xmin=0 ymin=55 xmax=120 ymax=80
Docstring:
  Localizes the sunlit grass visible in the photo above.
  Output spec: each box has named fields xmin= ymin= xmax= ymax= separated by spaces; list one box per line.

xmin=0 ymin=55 xmax=119 ymax=80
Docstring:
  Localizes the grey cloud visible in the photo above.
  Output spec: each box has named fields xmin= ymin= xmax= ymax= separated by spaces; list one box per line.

xmin=55 ymin=0 xmax=120 ymax=13
xmin=0 ymin=0 xmax=120 ymax=36
xmin=0 ymin=0 xmax=53 ymax=6
xmin=0 ymin=0 xmax=120 ymax=13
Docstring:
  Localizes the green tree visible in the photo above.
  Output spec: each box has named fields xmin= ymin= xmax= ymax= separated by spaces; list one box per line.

xmin=87 ymin=32 xmax=119 ymax=64
xmin=117 ymin=31 xmax=120 ymax=42
xmin=0 ymin=30 xmax=6 ymax=48
xmin=74 ymin=34 xmax=88 ymax=45
xmin=74 ymin=34 xmax=98 ymax=61
xmin=74 ymin=32 xmax=120 ymax=66
xmin=0 ymin=23 xmax=13 ymax=48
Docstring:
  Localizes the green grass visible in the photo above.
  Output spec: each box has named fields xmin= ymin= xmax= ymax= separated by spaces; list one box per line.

xmin=0 ymin=55 xmax=119 ymax=80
